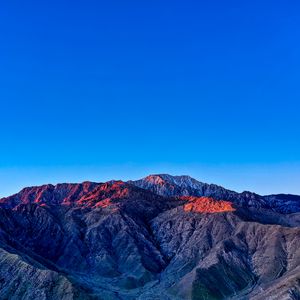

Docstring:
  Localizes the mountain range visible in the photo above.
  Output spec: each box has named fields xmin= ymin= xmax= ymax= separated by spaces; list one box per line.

xmin=0 ymin=174 xmax=299 ymax=300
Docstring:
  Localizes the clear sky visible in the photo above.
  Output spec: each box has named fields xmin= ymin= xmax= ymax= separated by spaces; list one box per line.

xmin=0 ymin=0 xmax=300 ymax=197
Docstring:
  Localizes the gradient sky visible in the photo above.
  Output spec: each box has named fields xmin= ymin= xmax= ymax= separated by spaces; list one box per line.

xmin=0 ymin=0 xmax=300 ymax=197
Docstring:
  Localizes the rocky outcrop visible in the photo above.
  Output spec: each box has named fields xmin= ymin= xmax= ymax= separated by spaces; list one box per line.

xmin=181 ymin=196 xmax=235 ymax=213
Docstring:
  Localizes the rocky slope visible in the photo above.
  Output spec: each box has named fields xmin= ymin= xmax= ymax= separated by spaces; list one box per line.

xmin=0 ymin=174 xmax=299 ymax=299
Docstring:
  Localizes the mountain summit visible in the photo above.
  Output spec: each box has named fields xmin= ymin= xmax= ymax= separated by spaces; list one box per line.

xmin=0 ymin=174 xmax=299 ymax=300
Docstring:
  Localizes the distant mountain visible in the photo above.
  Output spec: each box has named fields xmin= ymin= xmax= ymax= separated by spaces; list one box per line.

xmin=131 ymin=174 xmax=300 ymax=213
xmin=0 ymin=174 xmax=299 ymax=299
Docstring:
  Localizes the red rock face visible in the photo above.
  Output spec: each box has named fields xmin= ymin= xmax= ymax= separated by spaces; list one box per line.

xmin=94 ymin=198 xmax=113 ymax=208
xmin=0 ymin=182 xmax=100 ymax=208
xmin=181 ymin=196 xmax=235 ymax=213
xmin=77 ymin=181 xmax=131 ymax=208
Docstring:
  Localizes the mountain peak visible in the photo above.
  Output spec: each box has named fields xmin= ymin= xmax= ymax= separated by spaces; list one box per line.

xmin=144 ymin=174 xmax=195 ymax=183
xmin=137 ymin=173 xmax=203 ymax=188
xmin=143 ymin=174 xmax=170 ymax=185
xmin=130 ymin=174 xmax=208 ymax=197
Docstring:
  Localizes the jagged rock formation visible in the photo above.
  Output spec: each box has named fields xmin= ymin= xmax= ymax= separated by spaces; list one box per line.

xmin=0 ymin=174 xmax=299 ymax=299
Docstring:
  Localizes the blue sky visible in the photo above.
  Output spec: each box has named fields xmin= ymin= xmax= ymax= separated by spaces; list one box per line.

xmin=0 ymin=0 xmax=300 ymax=197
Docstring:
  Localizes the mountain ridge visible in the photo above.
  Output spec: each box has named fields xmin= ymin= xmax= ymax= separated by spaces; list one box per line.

xmin=0 ymin=174 xmax=299 ymax=299
xmin=3 ymin=174 xmax=299 ymax=208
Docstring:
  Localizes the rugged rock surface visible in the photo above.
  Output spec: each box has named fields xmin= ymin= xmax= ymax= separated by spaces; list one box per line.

xmin=181 ymin=196 xmax=235 ymax=213
xmin=0 ymin=174 xmax=299 ymax=299
xmin=131 ymin=174 xmax=300 ymax=213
